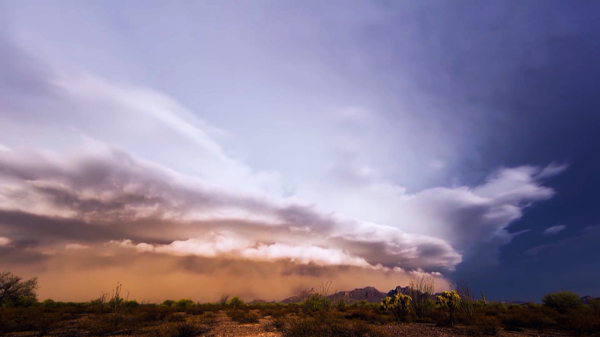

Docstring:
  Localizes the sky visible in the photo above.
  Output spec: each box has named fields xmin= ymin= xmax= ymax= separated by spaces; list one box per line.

xmin=0 ymin=0 xmax=599 ymax=302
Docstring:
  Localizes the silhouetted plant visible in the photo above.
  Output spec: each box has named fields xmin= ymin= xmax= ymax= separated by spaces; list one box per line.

xmin=0 ymin=271 xmax=38 ymax=307
xmin=409 ymin=276 xmax=435 ymax=319
xmin=229 ymin=296 xmax=245 ymax=309
xmin=162 ymin=299 xmax=176 ymax=307
xmin=174 ymin=299 xmax=194 ymax=309
xmin=380 ymin=294 xmax=412 ymax=322
xmin=107 ymin=282 xmax=129 ymax=313
xmin=437 ymin=290 xmax=461 ymax=327
xmin=541 ymin=290 xmax=582 ymax=313
xmin=456 ymin=281 xmax=475 ymax=322
xmin=151 ymin=321 xmax=211 ymax=337
xmin=218 ymin=294 xmax=229 ymax=306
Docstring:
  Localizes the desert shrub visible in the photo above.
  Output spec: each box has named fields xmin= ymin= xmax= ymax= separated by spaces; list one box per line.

xmin=492 ymin=302 xmax=507 ymax=311
xmin=345 ymin=308 xmax=392 ymax=325
xmin=78 ymin=313 xmax=139 ymax=336
xmin=228 ymin=296 xmax=245 ymax=309
xmin=151 ymin=321 xmax=211 ymax=337
xmin=41 ymin=299 xmax=56 ymax=308
xmin=265 ymin=317 xmax=287 ymax=332
xmin=106 ymin=283 xmax=128 ymax=313
xmin=335 ymin=298 xmax=347 ymax=311
xmin=436 ymin=290 xmax=461 ymax=327
xmin=473 ymin=300 xmax=487 ymax=309
xmin=356 ymin=300 xmax=369 ymax=308
xmin=174 ymin=299 xmax=195 ymax=309
xmin=196 ymin=311 xmax=217 ymax=326
xmin=122 ymin=300 xmax=140 ymax=309
xmin=562 ymin=307 xmax=600 ymax=336
xmin=0 ymin=271 xmax=38 ymax=308
xmin=196 ymin=302 xmax=221 ymax=312
xmin=410 ymin=276 xmax=435 ymax=319
xmin=227 ymin=309 xmax=260 ymax=324
xmin=90 ymin=292 xmax=109 ymax=309
xmin=282 ymin=315 xmax=389 ymax=337
xmin=380 ymin=294 xmax=412 ymax=322
xmin=162 ymin=299 xmax=176 ymax=307
xmin=218 ymin=294 xmax=230 ymax=306
xmin=259 ymin=303 xmax=300 ymax=319
xmin=165 ymin=312 xmax=187 ymax=322
xmin=465 ymin=315 xmax=501 ymax=336
xmin=301 ymin=293 xmax=333 ymax=313
xmin=500 ymin=306 xmax=558 ymax=330
xmin=0 ymin=308 xmax=64 ymax=336
xmin=542 ymin=291 xmax=582 ymax=313
xmin=135 ymin=306 xmax=170 ymax=322
xmin=31 ymin=313 xmax=63 ymax=337
xmin=590 ymin=299 xmax=600 ymax=313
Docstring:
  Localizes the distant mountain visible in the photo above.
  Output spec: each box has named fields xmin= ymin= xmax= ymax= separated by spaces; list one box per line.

xmin=280 ymin=287 xmax=318 ymax=304
xmin=248 ymin=299 xmax=273 ymax=304
xmin=280 ymin=285 xmax=435 ymax=304
xmin=581 ymin=295 xmax=600 ymax=304
xmin=386 ymin=286 xmax=411 ymax=297
xmin=329 ymin=286 xmax=388 ymax=304
xmin=279 ymin=287 xmax=600 ymax=305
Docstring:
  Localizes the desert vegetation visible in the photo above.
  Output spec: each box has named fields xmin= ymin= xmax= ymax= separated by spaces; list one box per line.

xmin=0 ymin=271 xmax=599 ymax=336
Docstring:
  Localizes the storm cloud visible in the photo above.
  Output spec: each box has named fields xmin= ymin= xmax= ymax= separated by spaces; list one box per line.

xmin=0 ymin=0 xmax=586 ymax=301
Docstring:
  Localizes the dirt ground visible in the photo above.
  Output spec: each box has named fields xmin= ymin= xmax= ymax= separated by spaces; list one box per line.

xmin=203 ymin=311 xmax=571 ymax=337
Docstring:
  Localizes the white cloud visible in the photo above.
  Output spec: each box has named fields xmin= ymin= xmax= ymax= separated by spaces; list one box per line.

xmin=110 ymin=235 xmax=373 ymax=268
xmin=0 ymin=237 xmax=11 ymax=246
xmin=543 ymin=225 xmax=566 ymax=235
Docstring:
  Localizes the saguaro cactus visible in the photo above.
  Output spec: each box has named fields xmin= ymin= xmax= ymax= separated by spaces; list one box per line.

xmin=437 ymin=290 xmax=461 ymax=327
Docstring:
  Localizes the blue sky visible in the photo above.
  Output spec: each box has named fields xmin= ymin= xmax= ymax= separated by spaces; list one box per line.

xmin=0 ymin=0 xmax=598 ymax=302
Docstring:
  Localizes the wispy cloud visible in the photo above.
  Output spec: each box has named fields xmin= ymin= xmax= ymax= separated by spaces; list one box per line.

xmin=543 ymin=225 xmax=566 ymax=235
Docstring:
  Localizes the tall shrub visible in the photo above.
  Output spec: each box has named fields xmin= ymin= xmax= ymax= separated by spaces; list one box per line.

xmin=541 ymin=291 xmax=582 ymax=313
xmin=0 ymin=271 xmax=38 ymax=307
xmin=409 ymin=276 xmax=435 ymax=318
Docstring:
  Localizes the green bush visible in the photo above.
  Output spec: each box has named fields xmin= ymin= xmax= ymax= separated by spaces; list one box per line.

xmin=174 ymin=299 xmax=195 ymax=308
xmin=228 ymin=296 xmax=245 ymax=309
xmin=301 ymin=293 xmax=333 ymax=313
xmin=541 ymin=291 xmax=582 ymax=313
xmin=122 ymin=300 xmax=140 ymax=308
xmin=162 ymin=300 xmax=176 ymax=307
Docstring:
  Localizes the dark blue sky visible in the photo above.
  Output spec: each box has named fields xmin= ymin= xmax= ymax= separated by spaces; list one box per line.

xmin=424 ymin=0 xmax=600 ymax=300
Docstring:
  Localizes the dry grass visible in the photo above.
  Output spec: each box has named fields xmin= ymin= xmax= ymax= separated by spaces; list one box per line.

xmin=0 ymin=297 xmax=599 ymax=336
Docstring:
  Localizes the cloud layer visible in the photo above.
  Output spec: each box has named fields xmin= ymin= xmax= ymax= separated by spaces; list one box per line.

xmin=0 ymin=137 xmax=564 ymax=302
